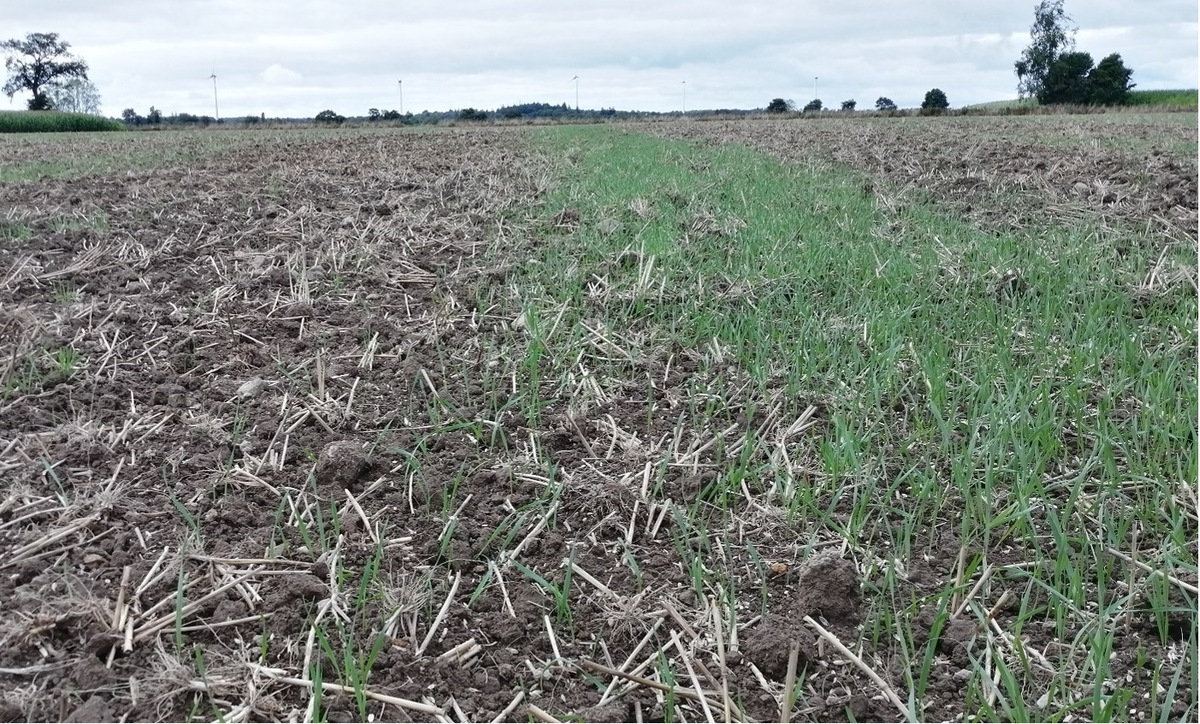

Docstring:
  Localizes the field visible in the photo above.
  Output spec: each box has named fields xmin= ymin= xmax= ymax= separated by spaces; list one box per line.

xmin=1127 ymin=90 xmax=1199 ymax=109
xmin=0 ymin=114 xmax=1196 ymax=722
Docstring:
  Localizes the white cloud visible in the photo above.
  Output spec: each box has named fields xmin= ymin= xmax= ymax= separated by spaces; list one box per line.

xmin=260 ymin=64 xmax=302 ymax=85
xmin=2 ymin=1 xmax=1195 ymax=116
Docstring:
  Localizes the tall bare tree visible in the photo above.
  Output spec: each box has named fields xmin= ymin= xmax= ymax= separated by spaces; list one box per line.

xmin=47 ymin=77 xmax=102 ymax=114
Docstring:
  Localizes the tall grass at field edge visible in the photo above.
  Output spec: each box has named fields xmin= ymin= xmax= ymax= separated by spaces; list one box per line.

xmin=1127 ymin=88 xmax=1198 ymax=107
xmin=0 ymin=110 xmax=125 ymax=133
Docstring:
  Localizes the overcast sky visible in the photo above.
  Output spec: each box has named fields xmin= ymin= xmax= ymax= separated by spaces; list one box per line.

xmin=4 ymin=1 xmax=1197 ymax=118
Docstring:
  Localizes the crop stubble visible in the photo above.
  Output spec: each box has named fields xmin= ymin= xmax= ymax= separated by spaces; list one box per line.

xmin=0 ymin=120 xmax=1196 ymax=722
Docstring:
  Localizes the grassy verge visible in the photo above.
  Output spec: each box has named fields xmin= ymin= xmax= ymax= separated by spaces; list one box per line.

xmin=1128 ymin=89 xmax=1198 ymax=108
xmin=0 ymin=110 xmax=125 ymax=133
xmin=477 ymin=125 xmax=1197 ymax=719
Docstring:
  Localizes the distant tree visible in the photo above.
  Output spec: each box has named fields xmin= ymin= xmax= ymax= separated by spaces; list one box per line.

xmin=1 ymin=32 xmax=90 ymax=110
xmin=1015 ymin=0 xmax=1076 ymax=100
xmin=381 ymin=109 xmax=402 ymax=121
xmin=121 ymin=107 xmax=143 ymax=126
xmin=1040 ymin=51 xmax=1093 ymax=104
xmin=146 ymin=106 xmax=162 ymax=124
xmin=1087 ymin=53 xmax=1135 ymax=105
xmin=874 ymin=96 xmax=897 ymax=111
xmin=457 ymin=108 xmax=487 ymax=121
xmin=840 ymin=99 xmax=856 ymax=111
xmin=315 ymin=109 xmax=345 ymax=125
xmin=766 ymin=98 xmax=792 ymax=114
xmin=243 ymin=114 xmax=260 ymax=125
xmin=802 ymin=99 xmax=822 ymax=112
xmin=367 ymin=108 xmax=381 ymax=121
xmin=46 ymin=77 xmax=101 ymax=114
xmin=921 ymin=88 xmax=950 ymax=111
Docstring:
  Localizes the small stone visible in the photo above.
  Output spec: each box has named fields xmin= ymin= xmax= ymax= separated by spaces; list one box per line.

xmin=82 ymin=553 xmax=106 ymax=565
xmin=237 ymin=377 xmax=266 ymax=399
xmin=953 ymin=668 xmax=972 ymax=682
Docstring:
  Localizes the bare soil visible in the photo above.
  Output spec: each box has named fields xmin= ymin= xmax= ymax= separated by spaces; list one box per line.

xmin=1 ymin=123 xmax=1195 ymax=722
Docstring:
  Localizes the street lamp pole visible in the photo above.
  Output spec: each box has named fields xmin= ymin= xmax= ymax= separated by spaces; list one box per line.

xmin=398 ymin=80 xmax=403 ymax=114
xmin=814 ymin=76 xmax=819 ymax=101
xmin=572 ymin=76 xmax=579 ymax=110
xmin=682 ymin=80 xmax=686 ymax=114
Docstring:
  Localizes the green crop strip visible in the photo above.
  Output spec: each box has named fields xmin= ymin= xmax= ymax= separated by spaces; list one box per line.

xmin=472 ymin=124 xmax=1198 ymax=719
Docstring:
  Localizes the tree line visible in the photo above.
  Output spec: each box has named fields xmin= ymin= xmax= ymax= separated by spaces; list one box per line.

xmin=767 ymin=2 xmax=1136 ymax=115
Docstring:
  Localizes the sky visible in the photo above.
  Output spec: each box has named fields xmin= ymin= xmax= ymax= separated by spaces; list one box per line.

xmin=3 ymin=1 xmax=1197 ymax=118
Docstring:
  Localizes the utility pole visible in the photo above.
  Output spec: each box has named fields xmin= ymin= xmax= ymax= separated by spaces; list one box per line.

xmin=682 ymin=80 xmax=686 ymax=114
xmin=398 ymin=80 xmax=403 ymax=114
xmin=572 ymin=76 xmax=579 ymax=111
xmin=814 ymin=76 xmax=819 ymax=102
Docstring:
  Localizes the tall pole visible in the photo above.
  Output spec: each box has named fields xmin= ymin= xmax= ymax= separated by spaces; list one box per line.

xmin=572 ymin=76 xmax=579 ymax=111
xmin=398 ymin=80 xmax=403 ymax=114
xmin=814 ymin=76 xmax=818 ymax=101
xmin=211 ymin=72 xmax=219 ymax=120
xmin=682 ymin=80 xmax=686 ymax=114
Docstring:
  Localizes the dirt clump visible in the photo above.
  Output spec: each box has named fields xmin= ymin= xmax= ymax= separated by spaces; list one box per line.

xmin=742 ymin=613 xmax=819 ymax=680
xmin=796 ymin=551 xmax=862 ymax=626
xmin=313 ymin=440 xmax=370 ymax=489
xmin=741 ymin=553 xmax=862 ymax=681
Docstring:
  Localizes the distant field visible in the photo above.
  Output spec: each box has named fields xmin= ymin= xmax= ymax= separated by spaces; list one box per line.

xmin=1128 ymin=88 xmax=1199 ymax=107
xmin=969 ymin=89 xmax=1197 ymax=111
xmin=0 ymin=110 xmax=125 ymax=133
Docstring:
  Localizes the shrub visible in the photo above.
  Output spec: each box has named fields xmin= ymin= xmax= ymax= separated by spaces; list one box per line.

xmin=315 ymin=109 xmax=345 ymax=125
xmin=921 ymin=88 xmax=949 ymax=112
xmin=802 ymin=99 xmax=822 ymax=112
xmin=1086 ymin=53 xmax=1135 ymax=105
xmin=875 ymin=96 xmax=897 ymax=111
xmin=457 ymin=108 xmax=488 ymax=121
xmin=766 ymin=98 xmax=792 ymax=114
xmin=840 ymin=99 xmax=856 ymax=111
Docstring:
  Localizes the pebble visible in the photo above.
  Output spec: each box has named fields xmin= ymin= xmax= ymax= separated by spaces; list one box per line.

xmin=237 ymin=377 xmax=266 ymax=399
